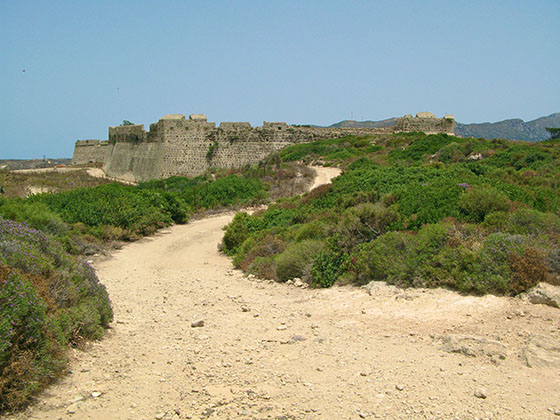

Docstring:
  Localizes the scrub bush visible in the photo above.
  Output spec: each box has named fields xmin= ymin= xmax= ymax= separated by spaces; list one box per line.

xmin=275 ymin=240 xmax=325 ymax=282
xmin=0 ymin=218 xmax=112 ymax=411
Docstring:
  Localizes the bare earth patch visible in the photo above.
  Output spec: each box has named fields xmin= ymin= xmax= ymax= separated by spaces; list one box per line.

xmin=5 ymin=168 xmax=560 ymax=420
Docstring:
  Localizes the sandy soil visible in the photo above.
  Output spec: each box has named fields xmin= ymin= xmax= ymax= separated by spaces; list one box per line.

xmin=13 ymin=166 xmax=137 ymax=185
xmin=308 ymin=166 xmax=341 ymax=191
xmin=12 ymin=168 xmax=83 ymax=174
xmin=7 ymin=169 xmax=560 ymax=420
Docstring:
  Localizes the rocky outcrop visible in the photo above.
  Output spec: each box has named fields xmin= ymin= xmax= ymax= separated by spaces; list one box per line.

xmin=523 ymin=283 xmax=560 ymax=309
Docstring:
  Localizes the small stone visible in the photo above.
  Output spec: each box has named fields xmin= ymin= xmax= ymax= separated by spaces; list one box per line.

xmin=201 ymin=407 xmax=215 ymax=417
xmin=241 ymin=306 xmax=250 ymax=312
xmin=293 ymin=278 xmax=305 ymax=287
xmin=155 ymin=412 xmax=166 ymax=420
xmin=359 ymin=413 xmax=367 ymax=418
xmin=91 ymin=391 xmax=102 ymax=398
xmin=360 ymin=372 xmax=367 ymax=377
xmin=191 ymin=320 xmax=205 ymax=328
xmin=291 ymin=335 xmax=307 ymax=342
xmin=67 ymin=403 xmax=79 ymax=414
xmin=70 ymin=396 xmax=84 ymax=404
xmin=395 ymin=384 xmax=404 ymax=391
xmin=554 ymin=409 xmax=560 ymax=416
xmin=277 ymin=325 xmax=287 ymax=331
xmin=474 ymin=388 xmax=487 ymax=399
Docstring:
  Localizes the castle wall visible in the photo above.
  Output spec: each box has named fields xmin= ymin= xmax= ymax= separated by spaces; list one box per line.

xmin=72 ymin=140 xmax=110 ymax=165
xmin=72 ymin=113 xmax=454 ymax=182
xmin=394 ymin=114 xmax=455 ymax=135
xmin=108 ymin=124 xmax=148 ymax=143
xmin=103 ymin=142 xmax=165 ymax=182
xmin=156 ymin=121 xmax=392 ymax=178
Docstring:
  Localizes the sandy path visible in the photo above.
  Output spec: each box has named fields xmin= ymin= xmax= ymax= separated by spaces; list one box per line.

xmin=8 ymin=169 xmax=560 ymax=420
xmin=308 ymin=166 xmax=341 ymax=191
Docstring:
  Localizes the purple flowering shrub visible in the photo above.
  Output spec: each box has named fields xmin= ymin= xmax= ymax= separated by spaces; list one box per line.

xmin=0 ymin=218 xmax=112 ymax=411
xmin=0 ymin=266 xmax=48 ymax=410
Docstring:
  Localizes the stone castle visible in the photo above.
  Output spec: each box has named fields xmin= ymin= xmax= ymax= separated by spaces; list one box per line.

xmin=72 ymin=112 xmax=454 ymax=182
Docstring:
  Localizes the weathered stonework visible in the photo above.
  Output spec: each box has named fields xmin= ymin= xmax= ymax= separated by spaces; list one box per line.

xmin=72 ymin=112 xmax=454 ymax=182
xmin=72 ymin=140 xmax=111 ymax=165
xmin=394 ymin=113 xmax=455 ymax=135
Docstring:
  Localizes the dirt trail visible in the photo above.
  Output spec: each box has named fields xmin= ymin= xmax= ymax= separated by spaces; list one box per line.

xmin=10 ymin=168 xmax=560 ymax=420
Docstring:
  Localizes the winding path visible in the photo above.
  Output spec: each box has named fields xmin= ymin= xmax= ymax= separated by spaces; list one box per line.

xmin=11 ymin=168 xmax=560 ymax=420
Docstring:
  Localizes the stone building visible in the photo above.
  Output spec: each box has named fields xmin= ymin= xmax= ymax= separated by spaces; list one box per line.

xmin=72 ymin=112 xmax=454 ymax=182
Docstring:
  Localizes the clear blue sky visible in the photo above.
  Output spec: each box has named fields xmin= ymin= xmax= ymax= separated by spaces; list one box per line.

xmin=2 ymin=0 xmax=559 ymax=158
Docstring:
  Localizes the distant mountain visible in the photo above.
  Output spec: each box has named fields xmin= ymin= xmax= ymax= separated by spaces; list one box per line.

xmin=455 ymin=113 xmax=560 ymax=142
xmin=328 ymin=113 xmax=560 ymax=142
xmin=329 ymin=117 xmax=398 ymax=129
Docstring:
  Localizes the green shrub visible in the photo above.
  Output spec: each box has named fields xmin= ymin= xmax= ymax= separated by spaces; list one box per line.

xmin=337 ymin=203 xmax=399 ymax=249
xmin=0 ymin=200 xmax=68 ymax=237
xmin=0 ymin=218 xmax=112 ymax=411
xmin=482 ymin=211 xmax=509 ymax=231
xmin=389 ymin=133 xmax=457 ymax=162
xmin=414 ymin=223 xmax=450 ymax=258
xmin=247 ymin=256 xmax=278 ymax=281
xmin=473 ymin=233 xmax=526 ymax=294
xmin=275 ymin=239 xmax=325 ymax=282
xmin=437 ymin=142 xmax=466 ymax=163
xmin=280 ymin=135 xmax=376 ymax=163
xmin=222 ymin=212 xmax=263 ymax=255
xmin=420 ymin=245 xmax=479 ymax=291
xmin=352 ymin=231 xmax=415 ymax=286
xmin=31 ymin=184 xmax=177 ymax=238
xmin=292 ymin=220 xmax=328 ymax=242
xmin=459 ymin=185 xmax=510 ymax=222
xmin=236 ymin=234 xmax=286 ymax=271
xmin=507 ymin=208 xmax=560 ymax=235
xmin=187 ymin=175 xmax=266 ymax=209
xmin=223 ymin=132 xmax=560 ymax=296
xmin=310 ymin=236 xmax=350 ymax=287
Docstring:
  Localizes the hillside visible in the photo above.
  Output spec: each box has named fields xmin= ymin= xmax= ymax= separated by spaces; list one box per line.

xmin=329 ymin=117 xmax=398 ymax=128
xmin=329 ymin=113 xmax=560 ymax=142
xmin=456 ymin=112 xmax=560 ymax=142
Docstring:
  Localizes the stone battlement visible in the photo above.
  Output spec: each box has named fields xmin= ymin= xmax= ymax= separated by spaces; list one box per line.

xmin=394 ymin=113 xmax=455 ymax=135
xmin=73 ymin=112 xmax=454 ymax=181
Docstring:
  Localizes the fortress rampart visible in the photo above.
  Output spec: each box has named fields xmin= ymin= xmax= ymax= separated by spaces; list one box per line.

xmin=72 ymin=112 xmax=454 ymax=182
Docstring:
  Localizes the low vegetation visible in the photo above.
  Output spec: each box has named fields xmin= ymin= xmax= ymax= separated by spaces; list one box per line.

xmin=0 ymin=218 xmax=112 ymax=411
xmin=223 ymin=132 xmax=560 ymax=295
xmin=0 ymin=168 xmax=112 ymax=198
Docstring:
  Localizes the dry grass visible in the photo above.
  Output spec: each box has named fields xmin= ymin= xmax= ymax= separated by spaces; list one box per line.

xmin=0 ymin=169 xmax=113 ymax=198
